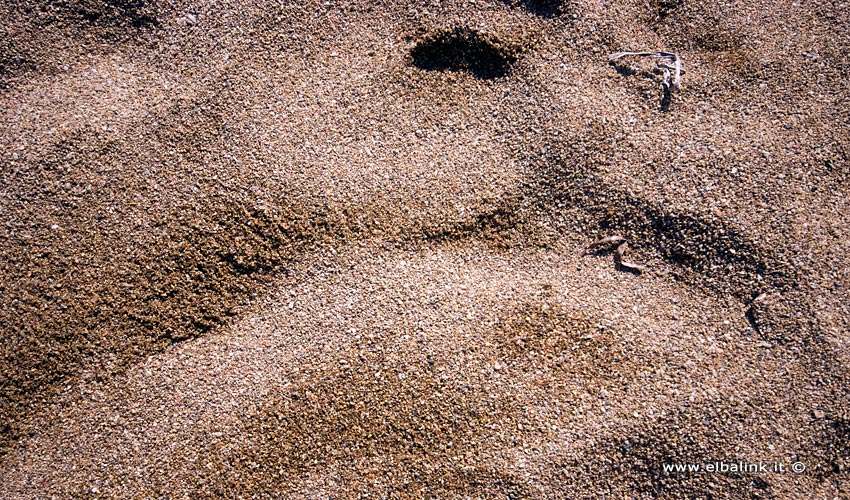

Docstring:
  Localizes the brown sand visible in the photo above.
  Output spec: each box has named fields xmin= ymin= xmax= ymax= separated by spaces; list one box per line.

xmin=0 ymin=0 xmax=848 ymax=497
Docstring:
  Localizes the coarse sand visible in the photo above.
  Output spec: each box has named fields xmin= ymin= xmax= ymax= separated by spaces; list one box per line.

xmin=0 ymin=0 xmax=848 ymax=498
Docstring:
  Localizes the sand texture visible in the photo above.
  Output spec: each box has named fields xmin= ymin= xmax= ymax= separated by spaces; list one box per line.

xmin=0 ymin=0 xmax=848 ymax=498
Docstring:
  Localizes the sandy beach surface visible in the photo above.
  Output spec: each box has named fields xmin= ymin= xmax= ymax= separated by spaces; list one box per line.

xmin=1 ymin=0 xmax=848 ymax=497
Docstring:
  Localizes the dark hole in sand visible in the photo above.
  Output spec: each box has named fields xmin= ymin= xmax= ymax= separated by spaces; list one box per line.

xmin=410 ymin=28 xmax=518 ymax=79
xmin=519 ymin=0 xmax=567 ymax=17
xmin=72 ymin=0 xmax=157 ymax=29
xmin=651 ymin=0 xmax=682 ymax=19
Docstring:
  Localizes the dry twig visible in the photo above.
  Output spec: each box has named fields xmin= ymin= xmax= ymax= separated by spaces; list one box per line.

xmin=614 ymin=241 xmax=646 ymax=273
xmin=583 ymin=235 xmax=646 ymax=273
xmin=609 ymin=51 xmax=684 ymax=110
xmin=584 ymin=235 xmax=626 ymax=255
xmin=609 ymin=51 xmax=683 ymax=91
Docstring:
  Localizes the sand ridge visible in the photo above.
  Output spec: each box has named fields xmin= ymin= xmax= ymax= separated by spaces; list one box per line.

xmin=0 ymin=242 xmax=819 ymax=497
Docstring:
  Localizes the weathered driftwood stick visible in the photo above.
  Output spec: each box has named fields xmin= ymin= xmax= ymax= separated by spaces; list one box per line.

xmin=584 ymin=234 xmax=626 ymax=255
xmin=609 ymin=51 xmax=683 ymax=91
xmin=583 ymin=235 xmax=647 ymax=273
xmin=614 ymin=241 xmax=646 ymax=273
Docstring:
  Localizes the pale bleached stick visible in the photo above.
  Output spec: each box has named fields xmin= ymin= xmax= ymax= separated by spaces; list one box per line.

xmin=609 ymin=51 xmax=683 ymax=91
xmin=583 ymin=235 xmax=626 ymax=255
xmin=614 ymin=241 xmax=646 ymax=273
